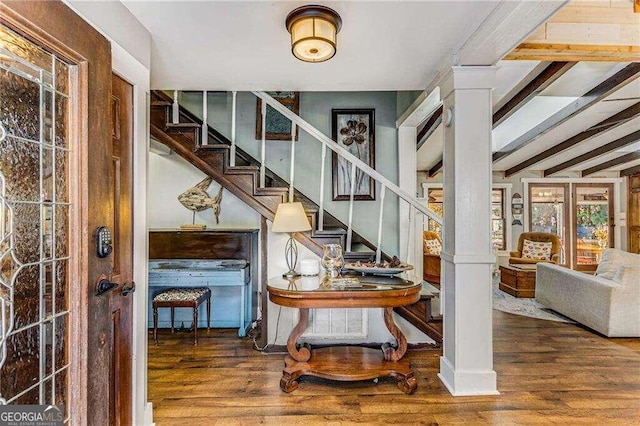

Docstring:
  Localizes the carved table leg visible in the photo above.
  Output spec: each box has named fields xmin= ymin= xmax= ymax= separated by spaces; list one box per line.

xmin=286 ymin=308 xmax=311 ymax=362
xmin=382 ymin=307 xmax=408 ymax=362
xmin=280 ymin=372 xmax=299 ymax=393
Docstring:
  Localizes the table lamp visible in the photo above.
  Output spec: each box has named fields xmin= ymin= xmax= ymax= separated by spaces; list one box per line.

xmin=272 ymin=202 xmax=312 ymax=278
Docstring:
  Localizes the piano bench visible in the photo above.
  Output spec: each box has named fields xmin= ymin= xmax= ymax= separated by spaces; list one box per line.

xmin=152 ymin=287 xmax=211 ymax=345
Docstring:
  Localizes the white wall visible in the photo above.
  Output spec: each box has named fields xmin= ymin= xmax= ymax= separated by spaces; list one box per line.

xmin=148 ymin=152 xmax=261 ymax=229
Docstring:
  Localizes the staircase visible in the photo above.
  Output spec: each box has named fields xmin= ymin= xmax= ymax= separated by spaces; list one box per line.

xmin=150 ymin=90 xmax=382 ymax=260
xmin=150 ymin=90 xmax=443 ymax=343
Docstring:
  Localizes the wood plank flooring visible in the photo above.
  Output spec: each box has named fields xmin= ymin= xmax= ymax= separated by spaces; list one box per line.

xmin=148 ymin=311 xmax=640 ymax=425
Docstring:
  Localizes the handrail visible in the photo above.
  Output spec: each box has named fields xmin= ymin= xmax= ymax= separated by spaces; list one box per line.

xmin=251 ymin=91 xmax=443 ymax=225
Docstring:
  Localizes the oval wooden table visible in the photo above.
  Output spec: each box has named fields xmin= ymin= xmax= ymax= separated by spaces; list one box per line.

xmin=267 ymin=274 xmax=421 ymax=394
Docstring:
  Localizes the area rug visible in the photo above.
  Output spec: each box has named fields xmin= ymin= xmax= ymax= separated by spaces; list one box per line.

xmin=492 ymin=277 xmax=574 ymax=323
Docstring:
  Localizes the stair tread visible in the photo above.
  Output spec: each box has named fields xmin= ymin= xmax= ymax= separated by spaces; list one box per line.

xmin=167 ymin=123 xmax=200 ymax=129
xmin=228 ymin=165 xmax=260 ymax=171
xmin=151 ymin=100 xmax=171 ymax=107
xmin=195 ymin=144 xmax=230 ymax=150
xmin=314 ymin=228 xmax=347 ymax=236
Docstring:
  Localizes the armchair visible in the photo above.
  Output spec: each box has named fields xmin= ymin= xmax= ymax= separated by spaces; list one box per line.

xmin=509 ymin=232 xmax=559 ymax=265
xmin=423 ymin=231 xmax=442 ymax=285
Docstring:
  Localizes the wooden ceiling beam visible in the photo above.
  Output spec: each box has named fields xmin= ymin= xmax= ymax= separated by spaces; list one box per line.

xmin=621 ymin=164 xmax=640 ymax=177
xmin=416 ymin=105 xmax=443 ymax=150
xmin=493 ymin=62 xmax=576 ymax=128
xmin=428 ymin=157 xmax=443 ymax=178
xmin=506 ymin=102 xmax=640 ymax=177
xmin=544 ymin=130 xmax=640 ymax=177
xmin=493 ymin=63 xmax=640 ymax=163
xmin=504 ymin=44 xmax=640 ymax=62
xmin=581 ymin=150 xmax=640 ymax=177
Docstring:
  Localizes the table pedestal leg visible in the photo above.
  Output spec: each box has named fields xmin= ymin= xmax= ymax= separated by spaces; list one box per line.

xmin=286 ymin=307 xmax=311 ymax=362
xmin=382 ymin=307 xmax=408 ymax=362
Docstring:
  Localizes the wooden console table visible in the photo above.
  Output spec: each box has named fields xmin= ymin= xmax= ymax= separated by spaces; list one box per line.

xmin=267 ymin=274 xmax=421 ymax=394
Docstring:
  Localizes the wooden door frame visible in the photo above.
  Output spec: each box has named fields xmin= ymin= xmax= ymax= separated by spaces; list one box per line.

xmin=1 ymin=2 xmax=111 ymax=424
xmin=527 ymin=182 xmax=570 ymax=267
xmin=572 ymin=182 xmax=614 ymax=272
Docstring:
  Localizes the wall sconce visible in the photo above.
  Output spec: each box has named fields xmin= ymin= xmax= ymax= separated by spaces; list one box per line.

xmin=285 ymin=5 xmax=342 ymax=63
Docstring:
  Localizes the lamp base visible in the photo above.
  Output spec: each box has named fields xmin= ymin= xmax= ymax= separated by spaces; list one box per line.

xmin=282 ymin=270 xmax=300 ymax=279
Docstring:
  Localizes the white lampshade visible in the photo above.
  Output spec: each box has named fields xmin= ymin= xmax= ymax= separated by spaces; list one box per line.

xmin=272 ymin=202 xmax=312 ymax=233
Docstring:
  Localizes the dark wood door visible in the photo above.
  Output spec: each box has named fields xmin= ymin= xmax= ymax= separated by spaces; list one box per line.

xmin=109 ymin=73 xmax=134 ymax=425
xmin=629 ymin=175 xmax=640 ymax=254
xmin=1 ymin=1 xmax=114 ymax=423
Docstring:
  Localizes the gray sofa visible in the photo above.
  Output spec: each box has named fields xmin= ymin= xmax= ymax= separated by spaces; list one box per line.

xmin=536 ymin=248 xmax=640 ymax=337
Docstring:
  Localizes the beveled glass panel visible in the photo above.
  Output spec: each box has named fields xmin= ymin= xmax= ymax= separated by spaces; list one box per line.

xmin=54 ymin=313 xmax=67 ymax=372
xmin=54 ymin=94 xmax=67 ymax=148
xmin=12 ymin=203 xmax=41 ymax=264
xmin=13 ymin=265 xmax=39 ymax=329
xmin=43 ymin=88 xmax=54 ymax=144
xmin=54 ymin=58 xmax=69 ymax=96
xmin=54 ymin=150 xmax=68 ymax=202
xmin=44 ymin=378 xmax=53 ymax=405
xmin=0 ymin=136 xmax=41 ymax=203
xmin=54 ymin=368 xmax=66 ymax=406
xmin=42 ymin=204 xmax=53 ymax=260
xmin=0 ymin=70 xmax=40 ymax=141
xmin=43 ymin=146 xmax=54 ymax=201
xmin=54 ymin=260 xmax=67 ymax=315
xmin=44 ymin=319 xmax=53 ymax=376
xmin=44 ymin=262 xmax=53 ymax=317
xmin=0 ymin=327 xmax=40 ymax=404
xmin=0 ymin=25 xmax=52 ymax=76
xmin=54 ymin=206 xmax=68 ymax=259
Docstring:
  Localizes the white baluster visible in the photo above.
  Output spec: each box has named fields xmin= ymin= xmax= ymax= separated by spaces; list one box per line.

xmin=375 ymin=185 xmax=386 ymax=264
xmin=230 ymin=91 xmax=237 ymax=167
xmin=202 ymin=90 xmax=208 ymax=145
xmin=260 ymin=99 xmax=266 ymax=188
xmin=172 ymin=90 xmax=179 ymax=124
xmin=289 ymin=122 xmax=296 ymax=203
xmin=406 ymin=203 xmax=415 ymax=266
xmin=318 ymin=144 xmax=327 ymax=231
xmin=346 ymin=162 xmax=357 ymax=252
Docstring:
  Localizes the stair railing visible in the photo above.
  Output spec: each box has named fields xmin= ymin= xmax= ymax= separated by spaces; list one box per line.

xmin=251 ymin=91 xmax=443 ymax=264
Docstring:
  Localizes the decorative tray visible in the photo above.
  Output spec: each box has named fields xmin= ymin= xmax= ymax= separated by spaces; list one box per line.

xmin=343 ymin=263 xmax=413 ymax=276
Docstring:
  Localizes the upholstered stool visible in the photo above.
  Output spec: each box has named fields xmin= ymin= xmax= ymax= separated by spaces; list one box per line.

xmin=153 ymin=287 xmax=211 ymax=345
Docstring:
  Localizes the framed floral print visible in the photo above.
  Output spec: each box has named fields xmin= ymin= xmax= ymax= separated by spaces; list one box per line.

xmin=331 ymin=109 xmax=375 ymax=201
xmin=255 ymin=91 xmax=300 ymax=141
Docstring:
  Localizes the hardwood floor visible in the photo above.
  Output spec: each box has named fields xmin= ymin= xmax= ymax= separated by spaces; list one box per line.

xmin=148 ymin=311 xmax=640 ymax=425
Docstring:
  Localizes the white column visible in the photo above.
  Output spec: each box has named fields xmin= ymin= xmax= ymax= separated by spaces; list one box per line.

xmin=438 ymin=66 xmax=499 ymax=396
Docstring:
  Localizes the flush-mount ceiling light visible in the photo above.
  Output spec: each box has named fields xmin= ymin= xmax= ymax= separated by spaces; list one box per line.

xmin=285 ymin=5 xmax=342 ymax=63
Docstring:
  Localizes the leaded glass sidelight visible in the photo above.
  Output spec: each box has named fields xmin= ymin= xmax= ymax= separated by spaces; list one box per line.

xmin=0 ymin=24 xmax=71 ymax=417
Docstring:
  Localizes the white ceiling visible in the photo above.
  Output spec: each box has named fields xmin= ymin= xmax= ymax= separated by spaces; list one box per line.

xmin=122 ymin=0 xmax=500 ymax=91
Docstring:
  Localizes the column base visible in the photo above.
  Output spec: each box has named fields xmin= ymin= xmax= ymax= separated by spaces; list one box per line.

xmin=438 ymin=356 xmax=499 ymax=396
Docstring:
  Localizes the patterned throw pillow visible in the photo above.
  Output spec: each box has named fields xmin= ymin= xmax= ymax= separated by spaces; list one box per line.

xmin=424 ymin=239 xmax=441 ymax=255
xmin=521 ymin=239 xmax=552 ymax=260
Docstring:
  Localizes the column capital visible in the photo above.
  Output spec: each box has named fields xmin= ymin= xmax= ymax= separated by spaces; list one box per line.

xmin=441 ymin=66 xmax=498 ymax=98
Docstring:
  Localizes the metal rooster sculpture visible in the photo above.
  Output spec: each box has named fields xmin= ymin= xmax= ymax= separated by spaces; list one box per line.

xmin=177 ymin=177 xmax=224 ymax=224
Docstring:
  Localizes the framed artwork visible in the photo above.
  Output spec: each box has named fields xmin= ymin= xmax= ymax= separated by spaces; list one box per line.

xmin=255 ymin=91 xmax=300 ymax=140
xmin=331 ymin=109 xmax=375 ymax=201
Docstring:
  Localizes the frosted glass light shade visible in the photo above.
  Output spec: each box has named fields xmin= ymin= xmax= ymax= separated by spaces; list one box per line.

xmin=272 ymin=202 xmax=312 ymax=233
xmin=286 ymin=5 xmax=342 ymax=63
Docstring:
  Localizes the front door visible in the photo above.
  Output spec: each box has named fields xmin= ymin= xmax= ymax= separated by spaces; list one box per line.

xmin=1 ymin=2 xmax=131 ymax=423
xmin=628 ymin=175 xmax=640 ymax=254
xmin=109 ymin=73 xmax=134 ymax=425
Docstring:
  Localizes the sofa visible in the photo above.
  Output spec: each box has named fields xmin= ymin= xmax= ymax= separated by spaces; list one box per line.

xmin=536 ymin=248 xmax=640 ymax=337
